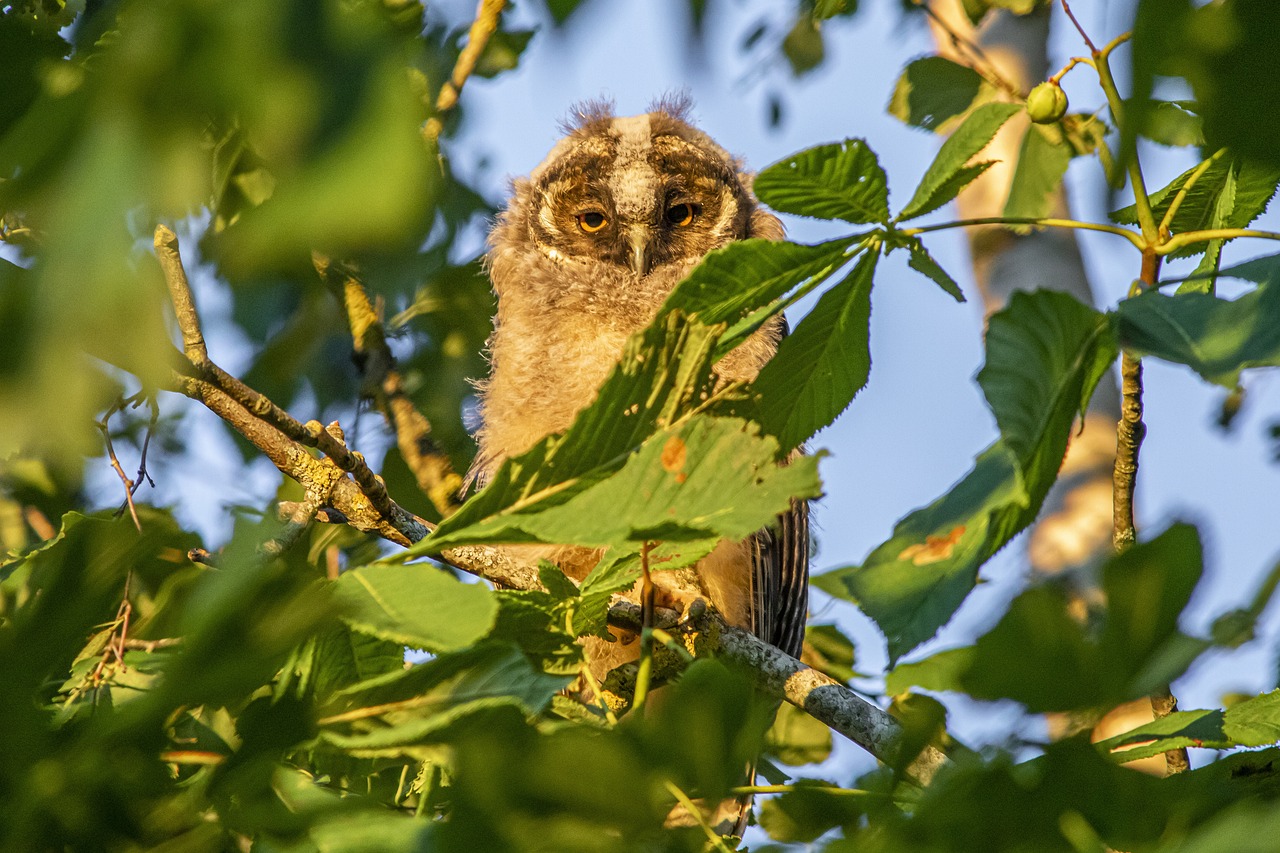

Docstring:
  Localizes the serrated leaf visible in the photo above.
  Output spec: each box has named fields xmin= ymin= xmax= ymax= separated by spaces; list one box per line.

xmin=752 ymin=252 xmax=875 ymax=451
xmin=661 ymin=237 xmax=855 ymax=328
xmin=332 ymin=564 xmax=497 ymax=652
xmin=755 ymin=139 xmax=889 ymax=224
xmin=1223 ymin=690 xmax=1280 ymax=747
xmin=1116 ymin=273 xmax=1280 ymax=387
xmin=888 ymin=56 xmax=987 ymax=132
xmin=1003 ymin=123 xmax=1073 ymax=221
xmin=1112 ymin=157 xmax=1280 ymax=259
xmin=411 ymin=314 xmax=721 ymax=554
xmin=899 ymin=102 xmax=1020 ymax=221
xmin=813 ymin=442 xmax=1027 ymax=664
xmin=425 ymin=416 xmax=822 ymax=549
xmin=817 ymin=292 xmax=1116 ymax=663
xmin=905 ymin=237 xmax=965 ymax=301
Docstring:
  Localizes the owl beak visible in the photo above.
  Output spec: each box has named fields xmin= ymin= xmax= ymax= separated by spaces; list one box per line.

xmin=626 ymin=227 xmax=653 ymax=277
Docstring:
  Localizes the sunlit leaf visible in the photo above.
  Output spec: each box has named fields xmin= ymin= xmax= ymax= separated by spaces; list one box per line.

xmin=752 ymin=252 xmax=876 ymax=450
xmin=898 ymin=102 xmax=1021 ymax=221
xmin=755 ymin=139 xmax=889 ymax=224
xmin=332 ymin=564 xmax=497 ymax=653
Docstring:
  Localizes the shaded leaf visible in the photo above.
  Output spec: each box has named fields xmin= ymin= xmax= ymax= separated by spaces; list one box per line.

xmin=961 ymin=524 xmax=1204 ymax=712
xmin=818 ymin=292 xmax=1116 ymax=663
xmin=1116 ymin=274 xmax=1280 ymax=387
xmin=1095 ymin=708 xmax=1230 ymax=764
xmin=1223 ymin=690 xmax=1280 ymax=748
xmin=662 ymin=237 xmax=855 ymax=328
xmin=764 ymin=702 xmax=833 ymax=767
xmin=1003 ymin=123 xmax=1073 ymax=221
xmin=904 ymin=236 xmax=966 ymax=301
xmin=887 ymin=56 xmax=987 ymax=132
xmin=332 ymin=564 xmax=497 ymax=652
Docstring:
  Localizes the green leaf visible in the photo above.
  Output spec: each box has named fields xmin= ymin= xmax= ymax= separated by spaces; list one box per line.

xmin=764 ymin=702 xmax=833 ymax=767
xmin=1116 ymin=274 xmax=1280 ymax=387
xmin=1095 ymin=708 xmax=1229 ymax=764
xmin=425 ymin=415 xmax=822 ymax=549
xmin=885 ymin=647 xmax=974 ymax=695
xmin=887 ymin=56 xmax=987 ymax=132
xmin=661 ymin=237 xmax=855 ymax=328
xmin=752 ymin=252 xmax=876 ymax=450
xmin=1142 ymin=101 xmax=1205 ymax=148
xmin=413 ymin=314 xmax=721 ymax=553
xmin=899 ymin=102 xmax=1021 ymax=221
xmin=904 ymin=236 xmax=966 ymax=302
xmin=813 ymin=443 xmax=1027 ymax=665
xmin=978 ymin=290 xmax=1118 ymax=507
xmin=781 ymin=15 xmax=824 ymax=77
xmin=817 ymin=291 xmax=1116 ymax=663
xmin=755 ymin=139 xmax=889 ymax=224
xmin=1180 ymin=1 xmax=1280 ymax=168
xmin=1112 ymin=157 xmax=1280 ymax=260
xmin=472 ymin=28 xmax=536 ymax=78
xmin=1223 ymin=690 xmax=1280 ymax=747
xmin=321 ymin=645 xmax=566 ymax=754
xmin=758 ymin=781 xmax=866 ymax=843
xmin=961 ymin=523 xmax=1204 ymax=712
xmin=332 ymin=564 xmax=497 ymax=652
xmin=803 ymin=623 xmax=862 ymax=683
xmin=1003 ymin=123 xmax=1073 ymax=221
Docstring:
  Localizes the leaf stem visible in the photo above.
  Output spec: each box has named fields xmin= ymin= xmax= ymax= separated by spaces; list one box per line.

xmin=729 ymin=784 xmax=885 ymax=797
xmin=1159 ymin=149 xmax=1228 ymax=238
xmin=663 ymin=780 xmax=735 ymax=852
xmin=633 ymin=541 xmax=656 ymax=711
xmin=1158 ymin=228 xmax=1280 ymax=255
xmin=902 ymin=217 xmax=1145 ymax=249
xmin=1091 ymin=39 xmax=1158 ymax=242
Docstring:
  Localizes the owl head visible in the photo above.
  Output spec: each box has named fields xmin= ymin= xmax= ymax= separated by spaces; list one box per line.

xmin=487 ymin=97 xmax=782 ymax=314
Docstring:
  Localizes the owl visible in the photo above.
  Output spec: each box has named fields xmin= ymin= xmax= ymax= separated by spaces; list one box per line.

xmin=472 ymin=97 xmax=809 ymax=679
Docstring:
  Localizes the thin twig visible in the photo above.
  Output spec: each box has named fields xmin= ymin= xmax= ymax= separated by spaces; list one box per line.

xmin=96 ymin=399 xmax=143 ymax=532
xmin=423 ymin=0 xmax=508 ymax=142
xmin=662 ymin=781 xmax=735 ymax=853
xmin=904 ymin=216 xmax=1145 ymax=249
xmin=919 ymin=0 xmax=1024 ymax=99
xmin=1060 ymin=0 xmax=1097 ymax=54
xmin=314 ymin=254 xmax=463 ymax=518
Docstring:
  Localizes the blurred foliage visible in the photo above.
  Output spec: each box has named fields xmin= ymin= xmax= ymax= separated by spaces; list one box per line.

xmin=2 ymin=0 xmax=1280 ymax=851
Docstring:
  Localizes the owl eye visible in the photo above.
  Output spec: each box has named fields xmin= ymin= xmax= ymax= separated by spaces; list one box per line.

xmin=576 ymin=211 xmax=608 ymax=233
xmin=666 ymin=202 xmax=699 ymax=227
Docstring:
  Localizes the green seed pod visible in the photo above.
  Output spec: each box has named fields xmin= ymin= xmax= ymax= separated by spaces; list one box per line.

xmin=1026 ymin=82 xmax=1069 ymax=124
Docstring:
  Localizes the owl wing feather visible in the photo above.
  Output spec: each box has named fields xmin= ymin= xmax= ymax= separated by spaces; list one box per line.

xmin=749 ymin=498 xmax=810 ymax=658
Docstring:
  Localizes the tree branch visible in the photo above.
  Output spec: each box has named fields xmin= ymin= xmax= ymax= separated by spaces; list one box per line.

xmin=155 ymin=225 xmax=945 ymax=786
xmin=313 ymin=253 xmax=464 ymax=518
xmin=423 ymin=0 xmax=508 ymax=142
